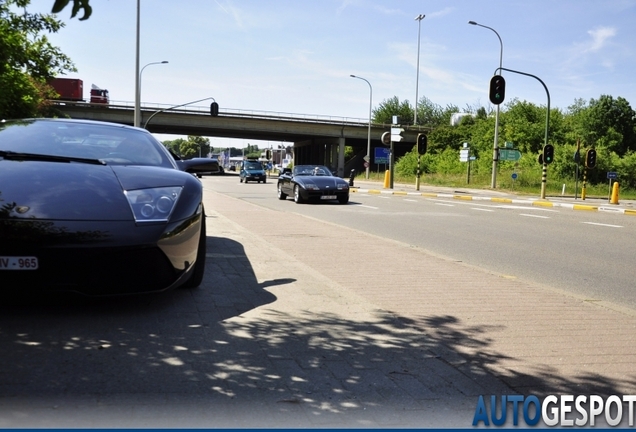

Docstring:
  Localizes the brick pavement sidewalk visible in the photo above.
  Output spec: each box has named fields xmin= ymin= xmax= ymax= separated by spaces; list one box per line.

xmin=204 ymin=189 xmax=636 ymax=427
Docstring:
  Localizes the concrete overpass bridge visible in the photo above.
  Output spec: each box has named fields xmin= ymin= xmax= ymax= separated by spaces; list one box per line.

xmin=51 ymin=101 xmax=428 ymax=177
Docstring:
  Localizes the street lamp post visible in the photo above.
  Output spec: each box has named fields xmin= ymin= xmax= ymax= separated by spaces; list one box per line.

xmin=135 ymin=60 xmax=168 ymax=127
xmin=414 ymin=14 xmax=425 ymax=126
xmin=350 ymin=75 xmax=372 ymax=180
xmin=469 ymin=20 xmax=503 ymax=189
xmin=134 ymin=0 xmax=141 ymax=127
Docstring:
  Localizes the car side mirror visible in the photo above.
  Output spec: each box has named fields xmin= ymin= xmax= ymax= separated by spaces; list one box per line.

xmin=177 ymin=157 xmax=220 ymax=174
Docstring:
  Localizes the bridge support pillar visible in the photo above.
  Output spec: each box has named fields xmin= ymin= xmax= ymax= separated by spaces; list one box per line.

xmin=337 ymin=137 xmax=345 ymax=178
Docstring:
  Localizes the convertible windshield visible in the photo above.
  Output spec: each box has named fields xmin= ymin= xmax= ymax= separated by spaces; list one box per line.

xmin=293 ymin=165 xmax=333 ymax=176
xmin=0 ymin=119 xmax=174 ymax=168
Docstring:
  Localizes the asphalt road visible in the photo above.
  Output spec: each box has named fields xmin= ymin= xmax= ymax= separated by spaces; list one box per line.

xmin=207 ymin=174 xmax=636 ymax=310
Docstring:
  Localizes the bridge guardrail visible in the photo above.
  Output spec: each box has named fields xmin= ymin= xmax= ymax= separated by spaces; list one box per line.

xmin=50 ymin=100 xmax=429 ymax=131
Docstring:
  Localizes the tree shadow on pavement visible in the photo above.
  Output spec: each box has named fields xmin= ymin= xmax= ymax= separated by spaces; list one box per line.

xmin=0 ymin=235 xmax=635 ymax=428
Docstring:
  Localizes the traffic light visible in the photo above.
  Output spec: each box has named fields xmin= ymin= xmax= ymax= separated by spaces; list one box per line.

xmin=585 ymin=149 xmax=597 ymax=168
xmin=210 ymin=102 xmax=219 ymax=116
xmin=489 ymin=75 xmax=506 ymax=105
xmin=416 ymin=134 xmax=427 ymax=155
xmin=265 ymin=149 xmax=272 ymax=160
xmin=543 ymin=144 xmax=554 ymax=164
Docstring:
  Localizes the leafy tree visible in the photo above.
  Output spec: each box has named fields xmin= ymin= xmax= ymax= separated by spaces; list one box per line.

xmin=414 ymin=96 xmax=443 ymax=127
xmin=372 ymin=96 xmax=413 ymax=125
xmin=162 ymin=136 xmax=210 ymax=159
xmin=427 ymin=124 xmax=470 ymax=154
xmin=187 ymin=136 xmax=211 ymax=157
xmin=580 ymin=95 xmax=636 ymax=156
xmin=0 ymin=0 xmax=76 ymax=119
xmin=162 ymin=138 xmax=187 ymax=156
xmin=499 ymin=99 xmax=548 ymax=154
xmin=51 ymin=0 xmax=92 ymax=20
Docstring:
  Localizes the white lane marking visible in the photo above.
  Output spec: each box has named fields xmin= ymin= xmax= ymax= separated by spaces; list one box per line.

xmin=582 ymin=222 xmax=623 ymax=228
xmin=520 ymin=214 xmax=550 ymax=219
xmin=357 ymin=204 xmax=379 ymax=209
xmin=404 ymin=199 xmax=418 ymax=202
xmin=494 ymin=205 xmax=559 ymax=213
xmin=432 ymin=199 xmax=558 ymax=212
xmin=377 ymin=196 xmax=391 ymax=199
xmin=471 ymin=208 xmax=494 ymax=212
xmin=435 ymin=203 xmax=455 ymax=207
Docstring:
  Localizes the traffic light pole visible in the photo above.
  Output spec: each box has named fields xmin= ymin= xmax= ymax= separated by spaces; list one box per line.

xmin=497 ymin=67 xmax=550 ymax=198
xmin=541 ymin=162 xmax=547 ymax=199
xmin=416 ymin=155 xmax=421 ymax=191
xmin=143 ymin=97 xmax=217 ymax=129
xmin=415 ymin=134 xmax=427 ymax=191
xmin=389 ymin=142 xmax=395 ymax=189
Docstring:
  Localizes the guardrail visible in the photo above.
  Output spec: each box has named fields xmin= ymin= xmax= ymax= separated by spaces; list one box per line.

xmin=50 ymin=100 xmax=428 ymax=131
xmin=51 ymin=100 xmax=369 ymax=126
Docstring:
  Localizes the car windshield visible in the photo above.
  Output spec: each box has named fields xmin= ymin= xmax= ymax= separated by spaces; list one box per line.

xmin=244 ymin=162 xmax=262 ymax=170
xmin=293 ymin=165 xmax=332 ymax=176
xmin=0 ymin=119 xmax=174 ymax=168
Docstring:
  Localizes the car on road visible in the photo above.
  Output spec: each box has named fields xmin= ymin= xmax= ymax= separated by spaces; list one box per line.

xmin=277 ymin=165 xmax=349 ymax=204
xmin=0 ymin=118 xmax=217 ymax=296
xmin=239 ymin=159 xmax=267 ymax=183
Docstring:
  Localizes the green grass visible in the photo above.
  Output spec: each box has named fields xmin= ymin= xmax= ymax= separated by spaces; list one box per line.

xmin=359 ymin=170 xmax=636 ymax=200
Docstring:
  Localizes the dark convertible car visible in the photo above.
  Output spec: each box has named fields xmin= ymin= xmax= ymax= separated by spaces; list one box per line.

xmin=0 ymin=118 xmax=218 ymax=296
xmin=277 ymin=165 xmax=349 ymax=204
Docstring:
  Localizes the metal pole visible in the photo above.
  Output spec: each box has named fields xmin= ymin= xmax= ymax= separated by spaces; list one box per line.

xmin=575 ymin=138 xmax=580 ymax=199
xmin=138 ymin=61 xmax=168 ymax=126
xmin=541 ymin=163 xmax=547 ymax=199
xmin=133 ymin=0 xmax=141 ymax=127
xmin=498 ymin=67 xmax=550 ymax=199
xmin=389 ymin=142 xmax=394 ymax=189
xmin=414 ymin=14 xmax=425 ymax=126
xmin=144 ymin=96 xmax=216 ymax=129
xmin=350 ymin=75 xmax=372 ymax=179
xmin=416 ymin=155 xmax=421 ymax=191
xmin=468 ymin=21 xmax=503 ymax=188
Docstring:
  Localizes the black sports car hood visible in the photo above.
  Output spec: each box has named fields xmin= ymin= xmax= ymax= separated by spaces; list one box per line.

xmin=298 ymin=176 xmax=348 ymax=187
xmin=0 ymin=160 xmax=190 ymax=221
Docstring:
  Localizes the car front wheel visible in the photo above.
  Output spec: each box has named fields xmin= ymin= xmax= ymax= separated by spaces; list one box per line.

xmin=338 ymin=194 xmax=349 ymax=204
xmin=294 ymin=185 xmax=304 ymax=204
xmin=277 ymin=183 xmax=287 ymax=200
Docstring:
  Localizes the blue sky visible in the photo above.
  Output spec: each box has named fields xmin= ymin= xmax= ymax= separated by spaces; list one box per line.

xmin=33 ymin=0 xmax=636 ymax=147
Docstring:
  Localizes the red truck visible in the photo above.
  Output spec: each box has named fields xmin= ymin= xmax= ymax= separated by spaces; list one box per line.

xmin=49 ymin=78 xmax=109 ymax=104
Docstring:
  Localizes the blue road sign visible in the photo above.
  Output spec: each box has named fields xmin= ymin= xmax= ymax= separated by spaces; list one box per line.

xmin=374 ymin=147 xmax=390 ymax=164
xmin=607 ymin=172 xmax=618 ymax=179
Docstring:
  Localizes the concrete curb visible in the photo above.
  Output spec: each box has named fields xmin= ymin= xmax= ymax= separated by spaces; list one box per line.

xmin=351 ymin=188 xmax=636 ymax=216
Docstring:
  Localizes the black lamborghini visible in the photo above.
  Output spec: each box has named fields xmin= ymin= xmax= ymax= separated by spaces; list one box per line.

xmin=0 ymin=118 xmax=218 ymax=296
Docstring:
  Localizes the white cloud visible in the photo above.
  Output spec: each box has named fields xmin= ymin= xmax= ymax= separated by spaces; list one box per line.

xmin=585 ymin=26 xmax=617 ymax=52
xmin=427 ymin=7 xmax=455 ymax=19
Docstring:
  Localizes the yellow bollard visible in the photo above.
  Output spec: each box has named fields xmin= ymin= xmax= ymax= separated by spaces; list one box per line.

xmin=610 ymin=181 xmax=620 ymax=204
xmin=383 ymin=170 xmax=390 ymax=189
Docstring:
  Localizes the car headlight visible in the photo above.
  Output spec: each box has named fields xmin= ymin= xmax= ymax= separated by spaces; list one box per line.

xmin=125 ymin=186 xmax=183 ymax=223
xmin=303 ymin=183 xmax=319 ymax=190
xmin=337 ymin=183 xmax=349 ymax=190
